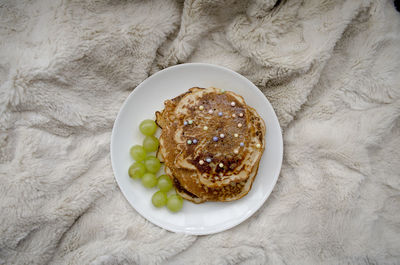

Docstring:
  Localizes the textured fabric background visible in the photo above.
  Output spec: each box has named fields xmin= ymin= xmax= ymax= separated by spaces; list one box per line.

xmin=1 ymin=0 xmax=400 ymax=264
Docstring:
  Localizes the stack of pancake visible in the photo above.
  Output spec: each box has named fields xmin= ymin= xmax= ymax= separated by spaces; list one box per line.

xmin=156 ymin=87 xmax=265 ymax=203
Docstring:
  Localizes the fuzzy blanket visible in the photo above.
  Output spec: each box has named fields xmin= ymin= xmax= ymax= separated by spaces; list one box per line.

xmin=1 ymin=0 xmax=400 ymax=264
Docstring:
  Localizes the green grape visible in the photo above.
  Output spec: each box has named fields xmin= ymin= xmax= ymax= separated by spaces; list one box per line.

xmin=144 ymin=156 xmax=161 ymax=173
xmin=167 ymin=194 xmax=183 ymax=212
xmin=157 ymin=175 xmax=173 ymax=192
xmin=139 ymin=119 xmax=157 ymax=136
xmin=143 ymin=135 xmax=159 ymax=152
xmin=152 ymin=191 xmax=167 ymax=208
xmin=128 ymin=162 xmax=146 ymax=179
xmin=141 ymin=173 xmax=157 ymax=188
xmin=130 ymin=145 xmax=146 ymax=162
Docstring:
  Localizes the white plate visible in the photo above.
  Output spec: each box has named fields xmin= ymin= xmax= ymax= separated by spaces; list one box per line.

xmin=111 ymin=63 xmax=283 ymax=235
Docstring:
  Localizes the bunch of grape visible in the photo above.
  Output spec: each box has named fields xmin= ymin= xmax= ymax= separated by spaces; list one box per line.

xmin=129 ymin=119 xmax=183 ymax=212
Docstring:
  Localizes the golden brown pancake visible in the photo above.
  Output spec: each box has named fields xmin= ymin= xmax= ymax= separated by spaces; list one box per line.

xmin=156 ymin=87 xmax=265 ymax=203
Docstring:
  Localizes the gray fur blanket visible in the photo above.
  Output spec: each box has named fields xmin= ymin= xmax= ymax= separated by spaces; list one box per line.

xmin=1 ymin=0 xmax=400 ymax=264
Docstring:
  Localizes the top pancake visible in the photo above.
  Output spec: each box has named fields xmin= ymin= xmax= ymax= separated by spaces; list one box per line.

xmin=156 ymin=87 xmax=265 ymax=203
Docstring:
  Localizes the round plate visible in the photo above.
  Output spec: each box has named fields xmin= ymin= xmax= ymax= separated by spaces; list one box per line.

xmin=111 ymin=63 xmax=283 ymax=235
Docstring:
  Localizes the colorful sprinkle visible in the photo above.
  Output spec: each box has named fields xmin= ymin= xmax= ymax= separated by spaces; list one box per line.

xmin=199 ymin=160 xmax=204 ymax=165
xmin=232 ymin=114 xmax=236 ymax=118
xmin=238 ymin=123 xmax=242 ymax=128
xmin=187 ymin=140 xmax=192 ymax=145
xmin=256 ymin=143 xmax=261 ymax=148
xmin=184 ymin=121 xmax=188 ymax=125
xmin=219 ymin=163 xmax=224 ymax=168
xmin=208 ymin=109 xmax=213 ymax=114
xmin=206 ymin=158 xmax=212 ymax=163
xmin=213 ymin=136 xmax=219 ymax=142
xmin=218 ymin=112 xmax=223 ymax=117
xmin=193 ymin=139 xmax=198 ymax=144
xmin=239 ymin=113 xmax=244 ymax=117
xmin=234 ymin=133 xmax=239 ymax=138
xmin=231 ymin=102 xmax=236 ymax=107
xmin=203 ymin=126 xmax=208 ymax=131
xmin=219 ymin=133 xmax=225 ymax=138
xmin=220 ymin=89 xmax=225 ymax=93
xmin=188 ymin=120 xmax=193 ymax=125
xmin=199 ymin=105 xmax=204 ymax=110
xmin=234 ymin=149 xmax=239 ymax=154
xmin=240 ymin=142 xmax=244 ymax=147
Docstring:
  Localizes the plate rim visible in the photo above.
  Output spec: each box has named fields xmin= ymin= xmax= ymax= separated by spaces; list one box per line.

xmin=110 ymin=62 xmax=283 ymax=235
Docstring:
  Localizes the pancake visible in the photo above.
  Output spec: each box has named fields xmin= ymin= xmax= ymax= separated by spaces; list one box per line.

xmin=156 ymin=87 xmax=265 ymax=203
xmin=166 ymin=155 xmax=260 ymax=203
